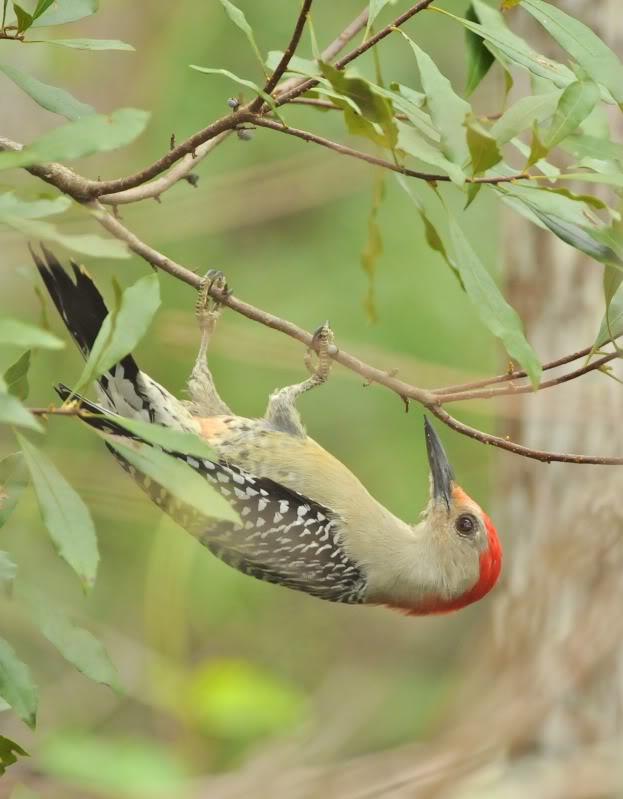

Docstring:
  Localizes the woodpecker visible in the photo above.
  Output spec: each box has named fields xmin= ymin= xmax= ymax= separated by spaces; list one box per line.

xmin=32 ymin=246 xmax=501 ymax=615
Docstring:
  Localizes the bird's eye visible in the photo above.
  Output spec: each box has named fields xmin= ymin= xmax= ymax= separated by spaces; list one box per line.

xmin=455 ymin=514 xmax=477 ymax=536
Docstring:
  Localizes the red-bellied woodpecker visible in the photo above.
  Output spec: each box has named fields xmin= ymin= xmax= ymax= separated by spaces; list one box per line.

xmin=32 ymin=246 xmax=502 ymax=614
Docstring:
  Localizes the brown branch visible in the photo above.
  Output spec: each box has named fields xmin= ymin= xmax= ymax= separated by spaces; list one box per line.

xmin=251 ymin=0 xmax=314 ymax=113
xmin=249 ymin=116 xmax=529 ymax=186
xmin=274 ymin=0 xmax=438 ymax=108
xmin=436 ymin=352 xmax=620 ymax=404
xmin=432 ymin=344 xmax=601 ymax=395
xmin=428 ymin=405 xmax=623 ymax=465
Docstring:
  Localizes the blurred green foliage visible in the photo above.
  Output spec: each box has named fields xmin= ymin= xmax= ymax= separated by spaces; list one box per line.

xmin=0 ymin=0 xmax=514 ymax=791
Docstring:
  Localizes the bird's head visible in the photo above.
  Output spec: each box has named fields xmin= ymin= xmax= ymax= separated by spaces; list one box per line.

xmin=399 ymin=418 xmax=502 ymax=615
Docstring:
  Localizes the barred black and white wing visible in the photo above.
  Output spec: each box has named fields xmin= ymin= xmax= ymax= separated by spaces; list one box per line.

xmin=63 ymin=391 xmax=368 ymax=605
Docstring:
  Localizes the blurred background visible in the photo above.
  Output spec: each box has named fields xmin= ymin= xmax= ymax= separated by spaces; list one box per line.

xmin=3 ymin=1 xmax=620 ymax=797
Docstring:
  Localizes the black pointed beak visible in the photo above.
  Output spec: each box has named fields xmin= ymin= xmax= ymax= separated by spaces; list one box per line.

xmin=424 ymin=416 xmax=455 ymax=510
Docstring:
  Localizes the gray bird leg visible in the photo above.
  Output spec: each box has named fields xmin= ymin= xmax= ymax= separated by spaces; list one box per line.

xmin=186 ymin=270 xmax=233 ymax=417
xmin=265 ymin=322 xmax=337 ymax=437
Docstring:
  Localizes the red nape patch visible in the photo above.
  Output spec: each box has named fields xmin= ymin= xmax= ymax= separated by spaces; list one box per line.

xmin=394 ymin=509 xmax=502 ymax=617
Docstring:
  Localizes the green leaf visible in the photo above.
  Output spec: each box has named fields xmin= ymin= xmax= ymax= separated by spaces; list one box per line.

xmin=0 ymin=192 xmax=70 ymax=218
xmin=217 ymin=0 xmax=267 ymax=77
xmin=365 ymin=0 xmax=393 ymax=39
xmin=0 ymin=395 xmax=42 ymax=432
xmin=491 ymin=90 xmax=561 ymax=145
xmin=0 ymin=736 xmax=29 ymax=776
xmin=435 ymin=6 xmax=579 ymax=92
xmin=29 ymin=37 xmax=134 ymax=51
xmin=31 ymin=0 xmax=55 ymax=20
xmin=73 ymin=272 xmax=160 ymax=394
xmin=106 ymin=438 xmax=238 ymax=525
xmin=16 ymin=434 xmax=99 ymax=590
xmin=0 ymin=318 xmax=63 ymax=350
xmin=526 ymin=121 xmax=550 ymax=168
xmin=398 ymin=32 xmax=470 ymax=166
xmin=0 ymin=216 xmax=130 ymax=259
xmin=30 ymin=0 xmax=97 ymax=26
xmin=0 ymin=553 xmax=17 ymax=584
xmin=94 ymin=416 xmax=218 ymax=461
xmin=265 ymin=51 xmax=318 ymax=79
xmin=0 ymin=108 xmax=150 ymax=171
xmin=4 ymin=351 xmax=31 ymax=401
xmin=189 ymin=66 xmax=282 ymax=119
xmin=0 ymin=453 xmax=28 ymax=530
xmin=39 ymin=733 xmax=189 ymax=798
xmin=521 ymin=0 xmax=623 ymax=106
xmin=449 ymin=218 xmax=542 ymax=387
xmin=0 ymin=637 xmax=38 ymax=729
xmin=465 ymin=117 xmax=502 ymax=175
xmin=540 ymin=80 xmax=600 ymax=151
xmin=318 ymin=62 xmax=398 ymax=149
xmin=561 ymin=133 xmax=623 ymax=166
xmin=13 ymin=3 xmax=33 ymax=33
xmin=0 ymin=63 xmax=94 ymax=120
xmin=396 ymin=121 xmax=465 ymax=186
xmin=17 ymin=583 xmax=120 ymax=690
xmin=360 ymin=172 xmax=385 ymax=322
xmin=464 ymin=2 xmax=495 ymax=96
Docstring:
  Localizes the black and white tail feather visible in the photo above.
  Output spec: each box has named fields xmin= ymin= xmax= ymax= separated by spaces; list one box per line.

xmin=31 ymin=244 xmax=197 ymax=432
xmin=36 ymin=245 xmax=365 ymax=603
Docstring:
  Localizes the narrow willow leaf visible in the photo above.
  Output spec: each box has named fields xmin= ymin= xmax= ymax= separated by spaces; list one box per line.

xmin=1 ymin=215 xmax=129 ymax=259
xmin=217 ymin=0 xmax=267 ymax=77
xmin=0 ymin=553 xmax=17 ymax=584
xmin=92 ymin=416 xmax=218 ymax=461
xmin=16 ymin=435 xmax=98 ymax=590
xmin=398 ymin=31 xmax=470 ymax=166
xmin=189 ymin=66 xmax=282 ymax=120
xmin=360 ymin=172 xmax=385 ymax=322
xmin=0 ymin=736 xmax=29 ymax=776
xmin=265 ymin=51 xmax=318 ymax=79
xmin=465 ymin=117 xmax=502 ymax=175
xmin=0 ymin=64 xmax=94 ymax=120
xmin=397 ymin=120 xmax=465 ymax=186
xmin=13 ymin=3 xmax=33 ymax=33
xmin=0 ymin=638 xmax=38 ymax=729
xmin=73 ymin=272 xmax=160 ymax=394
xmin=18 ymin=583 xmax=120 ymax=690
xmin=526 ymin=121 xmax=550 ymax=167
xmin=107 ymin=438 xmax=238 ymax=524
xmin=4 ymin=351 xmax=31 ymax=401
xmin=464 ymin=3 xmax=494 ymax=96
xmin=0 ymin=108 xmax=150 ymax=171
xmin=603 ymin=263 xmax=622 ymax=339
xmin=521 ymin=0 xmax=623 ymax=105
xmin=0 ymin=192 xmax=70 ymax=218
xmin=365 ymin=0 xmax=393 ymax=39
xmin=0 ymin=319 xmax=63 ymax=350
xmin=434 ymin=6 xmax=578 ymax=91
xmin=491 ymin=91 xmax=561 ymax=145
xmin=0 ymin=453 xmax=28 ymax=530
xmin=319 ymin=62 xmax=398 ymax=148
xmin=561 ymin=134 xmax=623 ymax=166
xmin=0 ymin=395 xmax=42 ymax=432
xmin=541 ymin=80 xmax=600 ymax=152
xmin=30 ymin=0 xmax=97 ymax=27
xmin=449 ymin=218 xmax=542 ymax=387
xmin=30 ymin=38 xmax=134 ymax=51
xmin=31 ymin=0 xmax=55 ymax=20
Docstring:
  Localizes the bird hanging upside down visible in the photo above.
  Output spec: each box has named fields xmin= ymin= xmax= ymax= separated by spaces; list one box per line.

xmin=32 ymin=245 xmax=501 ymax=615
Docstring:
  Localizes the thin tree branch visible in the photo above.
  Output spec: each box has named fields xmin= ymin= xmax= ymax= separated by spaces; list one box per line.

xmin=99 ymin=131 xmax=232 ymax=206
xmin=432 ymin=344 xmax=602 ymax=395
xmin=429 ymin=405 xmax=623 ymax=465
xmin=249 ymin=116 xmax=529 ymax=186
xmin=436 ymin=352 xmax=620 ymax=404
xmin=251 ymin=0 xmax=314 ymax=113
xmin=274 ymin=0 xmax=437 ymax=108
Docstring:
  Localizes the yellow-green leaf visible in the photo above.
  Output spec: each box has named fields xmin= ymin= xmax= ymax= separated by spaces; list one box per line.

xmin=0 ymin=638 xmax=38 ymax=729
